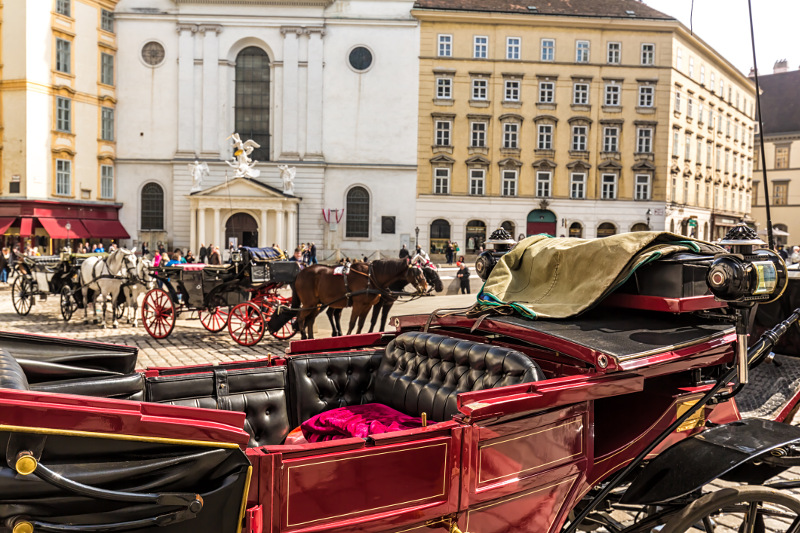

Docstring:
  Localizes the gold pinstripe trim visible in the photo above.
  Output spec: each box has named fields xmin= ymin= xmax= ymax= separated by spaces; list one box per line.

xmin=0 ymin=424 xmax=241 ymax=449
xmin=235 ymin=465 xmax=253 ymax=533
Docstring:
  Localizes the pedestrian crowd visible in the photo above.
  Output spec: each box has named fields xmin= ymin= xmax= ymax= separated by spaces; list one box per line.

xmin=777 ymin=245 xmax=800 ymax=266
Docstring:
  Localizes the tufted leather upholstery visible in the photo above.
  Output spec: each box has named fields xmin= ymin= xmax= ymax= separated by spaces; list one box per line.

xmin=147 ymin=366 xmax=290 ymax=447
xmin=31 ymin=373 xmax=145 ymax=401
xmin=0 ymin=348 xmax=30 ymax=391
xmin=287 ymin=350 xmax=384 ymax=428
xmin=375 ymin=331 xmax=545 ymax=422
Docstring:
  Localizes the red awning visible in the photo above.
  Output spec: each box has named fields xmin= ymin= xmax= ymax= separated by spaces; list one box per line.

xmin=18 ymin=218 xmax=33 ymax=237
xmin=82 ymin=219 xmax=130 ymax=239
xmin=0 ymin=217 xmax=16 ymax=235
xmin=38 ymin=218 xmax=91 ymax=239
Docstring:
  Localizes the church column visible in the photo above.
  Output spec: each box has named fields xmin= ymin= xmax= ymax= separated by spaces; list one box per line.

xmin=189 ymin=208 xmax=197 ymax=253
xmin=198 ymin=208 xmax=206 ymax=249
xmin=275 ymin=209 xmax=284 ymax=250
xmin=305 ymin=29 xmax=324 ymax=159
xmin=176 ymin=24 xmax=197 ymax=155
xmin=260 ymin=210 xmax=268 ymax=248
xmin=213 ymin=208 xmax=221 ymax=249
xmin=280 ymin=27 xmax=300 ymax=159
xmin=287 ymin=208 xmax=296 ymax=251
xmin=200 ymin=25 xmax=222 ymax=156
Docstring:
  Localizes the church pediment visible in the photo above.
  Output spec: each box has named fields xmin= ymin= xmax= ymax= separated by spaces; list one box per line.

xmin=191 ymin=177 xmax=293 ymax=200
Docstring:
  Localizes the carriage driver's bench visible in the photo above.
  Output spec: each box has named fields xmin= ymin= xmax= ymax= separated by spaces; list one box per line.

xmin=288 ymin=331 xmax=546 ymax=441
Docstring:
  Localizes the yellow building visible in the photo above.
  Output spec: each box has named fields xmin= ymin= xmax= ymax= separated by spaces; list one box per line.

xmin=412 ymin=0 xmax=755 ymax=253
xmin=751 ymin=66 xmax=800 ymax=250
xmin=0 ymin=0 xmax=128 ymax=254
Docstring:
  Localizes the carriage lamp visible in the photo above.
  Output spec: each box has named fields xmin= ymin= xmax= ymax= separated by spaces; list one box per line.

xmin=475 ymin=228 xmax=517 ymax=281
xmin=707 ymin=223 xmax=788 ymax=385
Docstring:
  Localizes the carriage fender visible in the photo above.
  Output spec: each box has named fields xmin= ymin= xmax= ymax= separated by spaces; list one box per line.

xmin=621 ymin=418 xmax=800 ymax=505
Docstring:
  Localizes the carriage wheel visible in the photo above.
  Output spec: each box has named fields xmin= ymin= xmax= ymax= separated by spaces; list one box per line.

xmin=11 ymin=277 xmax=34 ymax=316
xmin=199 ymin=306 xmax=230 ymax=333
xmin=59 ymin=286 xmax=78 ymax=321
xmin=661 ymin=486 xmax=800 ymax=533
xmin=261 ymin=300 xmax=298 ymax=340
xmin=142 ymin=288 xmax=176 ymax=339
xmin=228 ymin=302 xmax=266 ymax=347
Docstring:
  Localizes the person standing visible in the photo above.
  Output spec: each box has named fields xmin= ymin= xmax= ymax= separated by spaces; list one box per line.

xmin=399 ymin=244 xmax=410 ymax=259
xmin=310 ymin=242 xmax=318 ymax=264
xmin=457 ymin=262 xmax=471 ymax=294
xmin=445 ymin=241 xmax=454 ymax=265
xmin=0 ymin=248 xmax=8 ymax=284
xmin=199 ymin=243 xmax=207 ymax=263
xmin=205 ymin=243 xmax=214 ymax=262
xmin=208 ymin=246 xmax=222 ymax=265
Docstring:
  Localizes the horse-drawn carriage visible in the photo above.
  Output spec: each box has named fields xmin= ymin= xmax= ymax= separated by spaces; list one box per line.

xmin=3 ymin=229 xmax=800 ymax=532
xmin=141 ymin=247 xmax=300 ymax=345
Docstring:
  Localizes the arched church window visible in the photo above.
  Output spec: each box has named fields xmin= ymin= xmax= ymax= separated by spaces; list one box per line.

xmin=141 ymin=183 xmax=164 ymax=230
xmin=346 ymin=187 xmax=370 ymax=238
xmin=235 ymin=47 xmax=270 ymax=161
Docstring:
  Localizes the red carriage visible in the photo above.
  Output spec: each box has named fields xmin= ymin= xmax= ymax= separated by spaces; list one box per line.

xmin=141 ymin=247 xmax=300 ymax=346
xmin=4 ymin=230 xmax=800 ymax=533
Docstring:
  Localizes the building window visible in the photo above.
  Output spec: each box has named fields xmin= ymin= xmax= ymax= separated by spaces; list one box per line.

xmin=472 ymin=78 xmax=488 ymax=100
xmin=438 ymin=35 xmax=452 ymax=57
xmin=603 ymin=127 xmax=619 ymax=152
xmin=541 ymin=39 xmax=555 ymax=61
xmin=536 ymin=171 xmax=551 ymax=198
xmin=635 ymin=174 xmax=651 ymax=200
xmin=538 ymin=81 xmax=554 ymax=103
xmin=605 ymin=84 xmax=620 ymax=106
xmin=684 ymin=132 xmax=692 ymax=160
xmin=56 ymin=159 xmax=71 ymax=196
xmin=434 ymin=168 xmax=450 ymax=194
xmin=571 ymin=126 xmax=587 ymax=151
xmin=717 ymin=114 xmax=723 ymax=133
xmin=56 ymin=38 xmax=71 ymax=74
xmin=688 ymin=56 xmax=694 ymax=77
xmin=101 ymin=107 xmax=114 ymax=141
xmin=570 ymin=173 xmax=586 ymax=199
xmin=700 ymin=64 xmax=705 ymax=84
xmin=708 ymin=108 xmax=714 ymax=129
xmin=434 ymin=120 xmax=451 ymax=146
xmin=56 ymin=0 xmax=70 ymax=16
xmin=469 ymin=169 xmax=485 ymax=195
xmin=674 ymin=90 xmax=681 ymax=113
xmin=641 ymin=43 xmax=655 ymax=65
xmin=601 ymin=174 xmax=617 ymax=199
xmin=697 ymin=138 xmax=704 ymax=165
xmin=503 ymin=123 xmax=519 ymax=149
xmin=675 ymin=47 xmax=682 ymax=70
xmin=698 ymin=102 xmax=705 ymax=122
xmin=715 ymin=146 xmax=722 ymax=170
xmin=141 ymin=183 xmax=164 ymax=230
xmin=720 ymin=79 xmax=725 ymax=97
xmin=101 ymin=165 xmax=114 ymax=199
xmin=576 ymin=40 xmax=590 ymax=63
xmin=507 ymin=37 xmax=521 ymax=60
xmin=502 ymin=170 xmax=517 ymax=196
xmin=101 ymin=9 xmax=114 ymax=32
xmin=101 ymin=53 xmax=114 ymax=85
xmin=573 ymin=83 xmax=589 ymax=105
xmin=607 ymin=42 xmax=621 ymax=64
xmin=636 ymin=127 xmax=653 ymax=153
xmin=776 ymin=146 xmax=789 ymax=169
xmin=537 ymin=124 xmax=553 ymax=150
xmin=687 ymin=97 xmax=694 ymax=118
xmin=638 ymin=85 xmax=654 ymax=107
xmin=235 ymin=47 xmax=270 ymax=161
xmin=436 ymin=77 xmax=452 ymax=99
xmin=471 ymin=122 xmax=487 ymax=148
xmin=141 ymin=41 xmax=165 ymax=67
xmin=504 ymin=80 xmax=520 ymax=101
xmin=346 ymin=186 xmax=370 ymax=238
xmin=474 ymin=36 xmax=488 ymax=59
xmin=56 ymin=97 xmax=71 ymax=132
xmin=710 ymin=72 xmax=716 ymax=91
xmin=673 ymin=131 xmax=680 ymax=157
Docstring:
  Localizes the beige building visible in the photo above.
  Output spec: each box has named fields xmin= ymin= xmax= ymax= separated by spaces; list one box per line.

xmin=0 ymin=0 xmax=128 ymax=254
xmin=751 ymin=64 xmax=800 ymax=249
xmin=412 ymin=0 xmax=755 ymax=253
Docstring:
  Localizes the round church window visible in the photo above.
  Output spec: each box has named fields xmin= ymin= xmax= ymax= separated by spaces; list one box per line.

xmin=348 ymin=46 xmax=373 ymax=72
xmin=141 ymin=41 xmax=165 ymax=67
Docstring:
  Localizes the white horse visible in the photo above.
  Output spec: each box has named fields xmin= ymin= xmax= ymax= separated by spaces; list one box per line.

xmin=79 ymin=248 xmax=138 ymax=328
xmin=120 ymin=256 xmax=154 ymax=328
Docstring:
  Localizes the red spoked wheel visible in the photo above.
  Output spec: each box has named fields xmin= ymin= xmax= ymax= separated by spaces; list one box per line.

xmin=262 ymin=296 xmax=297 ymax=340
xmin=199 ymin=306 xmax=229 ymax=332
xmin=228 ymin=302 xmax=266 ymax=347
xmin=142 ymin=288 xmax=176 ymax=339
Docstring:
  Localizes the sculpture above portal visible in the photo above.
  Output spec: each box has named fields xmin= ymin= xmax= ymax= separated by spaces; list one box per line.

xmin=278 ymin=165 xmax=296 ymax=196
xmin=188 ymin=160 xmax=209 ymax=192
xmin=226 ymin=133 xmax=261 ymax=179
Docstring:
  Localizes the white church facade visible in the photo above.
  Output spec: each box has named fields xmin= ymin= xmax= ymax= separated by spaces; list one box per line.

xmin=114 ymin=0 xmax=419 ymax=259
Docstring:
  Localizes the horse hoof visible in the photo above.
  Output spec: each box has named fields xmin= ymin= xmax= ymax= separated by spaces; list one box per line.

xmin=113 ymin=324 xmax=119 ymax=329
xmin=93 ymin=319 xmax=99 ymax=325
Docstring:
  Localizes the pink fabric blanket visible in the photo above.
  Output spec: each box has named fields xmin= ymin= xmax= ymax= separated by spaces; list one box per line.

xmin=301 ymin=404 xmax=423 ymax=442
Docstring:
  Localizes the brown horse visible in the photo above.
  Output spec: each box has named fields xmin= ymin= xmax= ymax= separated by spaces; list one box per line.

xmin=294 ymin=259 xmax=427 ymax=339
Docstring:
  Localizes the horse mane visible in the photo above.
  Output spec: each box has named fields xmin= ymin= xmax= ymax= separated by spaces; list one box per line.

xmin=370 ymin=258 xmax=409 ymax=278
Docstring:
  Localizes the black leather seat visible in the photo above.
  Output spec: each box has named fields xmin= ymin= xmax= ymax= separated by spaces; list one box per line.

xmin=375 ymin=331 xmax=545 ymax=422
xmin=31 ymin=373 xmax=145 ymax=401
xmin=0 ymin=348 xmax=30 ymax=391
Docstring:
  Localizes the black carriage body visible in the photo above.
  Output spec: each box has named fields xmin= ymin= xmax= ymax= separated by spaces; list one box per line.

xmin=153 ymin=265 xmax=247 ymax=309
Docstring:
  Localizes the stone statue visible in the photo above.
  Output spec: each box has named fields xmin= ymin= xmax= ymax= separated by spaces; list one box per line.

xmin=188 ymin=160 xmax=209 ymax=192
xmin=226 ymin=133 xmax=261 ymax=178
xmin=278 ymin=165 xmax=296 ymax=195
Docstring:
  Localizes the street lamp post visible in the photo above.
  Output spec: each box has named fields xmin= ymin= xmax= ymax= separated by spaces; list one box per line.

xmin=415 ymin=226 xmax=419 ymax=249
xmin=646 ymin=209 xmax=652 ymax=230
xmin=65 ymin=222 xmax=72 ymax=252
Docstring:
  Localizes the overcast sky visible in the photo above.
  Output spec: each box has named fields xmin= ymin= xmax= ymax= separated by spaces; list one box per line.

xmin=642 ymin=0 xmax=798 ymax=76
